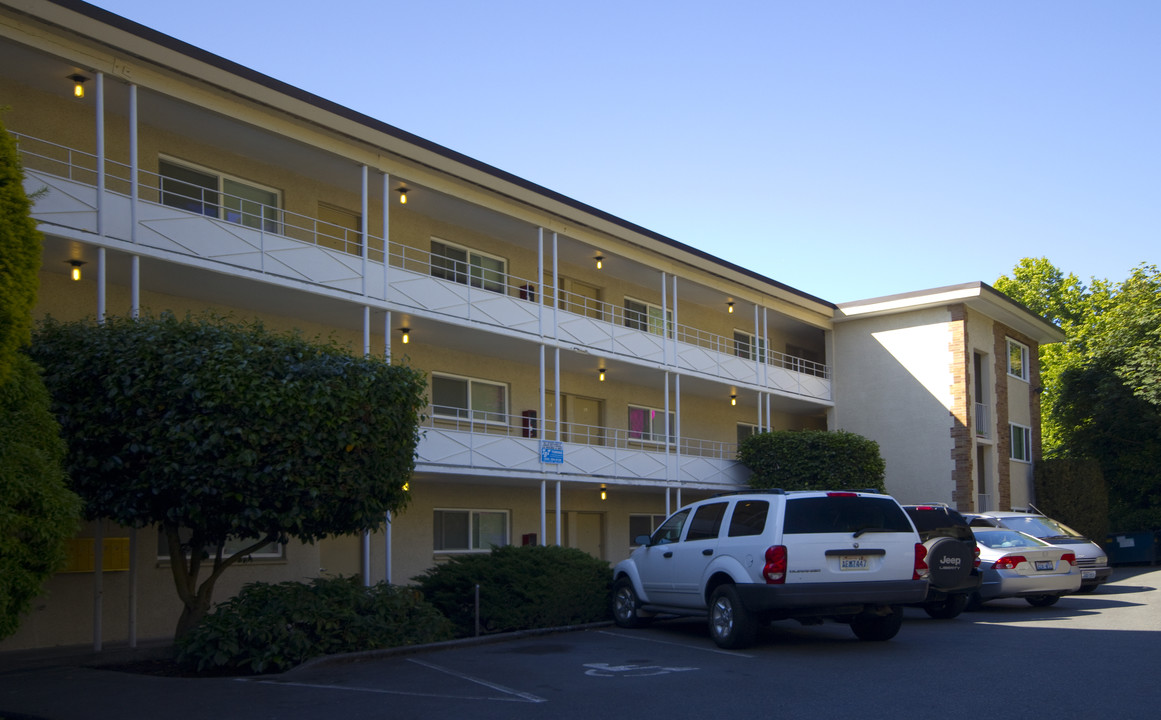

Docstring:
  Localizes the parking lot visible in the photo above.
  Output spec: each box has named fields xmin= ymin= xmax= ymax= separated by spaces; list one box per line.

xmin=3 ymin=567 xmax=1160 ymax=720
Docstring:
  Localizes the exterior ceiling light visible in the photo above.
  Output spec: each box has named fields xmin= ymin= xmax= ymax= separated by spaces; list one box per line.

xmin=727 ymin=301 xmax=735 ymax=314
xmin=397 ymin=187 xmax=408 ymax=204
xmin=400 ymin=328 xmax=410 ymax=344
xmin=67 ymin=74 xmax=88 ymax=98
xmin=595 ymin=254 xmax=604 ymax=270
xmin=67 ymin=259 xmax=86 ymax=281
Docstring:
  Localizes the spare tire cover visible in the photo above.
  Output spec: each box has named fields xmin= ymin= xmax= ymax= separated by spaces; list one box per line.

xmin=925 ymin=537 xmax=974 ymax=588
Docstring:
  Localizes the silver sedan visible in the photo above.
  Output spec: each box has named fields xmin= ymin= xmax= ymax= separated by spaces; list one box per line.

xmin=970 ymin=528 xmax=1082 ymax=608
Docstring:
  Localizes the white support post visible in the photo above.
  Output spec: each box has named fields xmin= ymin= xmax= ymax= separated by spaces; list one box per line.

xmin=95 ymin=72 xmax=105 ymax=238
xmin=555 ymin=481 xmax=562 ymax=547
xmin=129 ymin=84 xmax=138 ymax=244
xmin=97 ymin=248 xmax=106 ymax=323
xmin=382 ymin=172 xmax=390 ymax=300
xmin=540 ymin=481 xmax=547 ymax=547
xmin=360 ymin=165 xmax=369 ymax=296
xmin=384 ymin=511 xmax=392 ymax=584
xmin=131 ymin=256 xmax=139 ymax=318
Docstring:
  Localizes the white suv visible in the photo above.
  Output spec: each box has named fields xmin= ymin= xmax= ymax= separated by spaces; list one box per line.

xmin=612 ymin=489 xmax=929 ymax=648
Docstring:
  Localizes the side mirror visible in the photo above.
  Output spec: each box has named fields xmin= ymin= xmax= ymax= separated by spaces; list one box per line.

xmin=634 ymin=534 xmax=652 ymax=547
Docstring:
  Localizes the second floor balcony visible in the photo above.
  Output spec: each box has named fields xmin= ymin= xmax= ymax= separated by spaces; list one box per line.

xmin=15 ymin=130 xmax=832 ymax=404
xmin=419 ymin=405 xmax=748 ymax=490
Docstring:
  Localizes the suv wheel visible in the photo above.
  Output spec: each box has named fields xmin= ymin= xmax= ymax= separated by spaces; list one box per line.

xmin=612 ymin=577 xmax=651 ymax=628
xmin=923 ymin=593 xmax=968 ymax=620
xmin=1025 ymin=594 xmax=1060 ymax=608
xmin=850 ymin=605 xmax=904 ymax=641
xmin=708 ymin=585 xmax=757 ymax=649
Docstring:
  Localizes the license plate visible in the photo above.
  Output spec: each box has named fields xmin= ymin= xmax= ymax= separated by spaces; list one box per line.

xmin=1035 ymin=560 xmax=1054 ymax=571
xmin=1082 ymin=570 xmax=1096 ymax=579
xmin=840 ymin=556 xmax=869 ymax=571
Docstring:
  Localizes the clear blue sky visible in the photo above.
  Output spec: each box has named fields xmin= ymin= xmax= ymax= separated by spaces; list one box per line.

xmin=90 ymin=0 xmax=1159 ymax=303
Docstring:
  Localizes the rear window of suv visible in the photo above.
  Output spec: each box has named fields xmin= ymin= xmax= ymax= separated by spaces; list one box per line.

xmin=784 ymin=496 xmax=912 ymax=535
xmin=904 ymin=507 xmax=973 ymax=541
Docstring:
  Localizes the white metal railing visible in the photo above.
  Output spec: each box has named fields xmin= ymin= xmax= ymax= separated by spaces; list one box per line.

xmin=975 ymin=402 xmax=990 ymax=437
xmin=14 ymin=130 xmax=831 ymax=392
xmin=427 ymin=405 xmax=738 ymax=461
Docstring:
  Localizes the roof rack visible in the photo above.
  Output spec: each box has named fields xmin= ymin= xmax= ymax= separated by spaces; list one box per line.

xmin=712 ymin=488 xmax=786 ymax=497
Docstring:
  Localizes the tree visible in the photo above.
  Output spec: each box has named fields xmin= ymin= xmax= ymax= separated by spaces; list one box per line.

xmin=0 ymin=112 xmax=80 ymax=640
xmin=996 ymin=259 xmax=1161 ymax=530
xmin=738 ymin=429 xmax=886 ymax=492
xmin=0 ymin=113 xmax=42 ymax=385
xmin=31 ymin=312 xmax=428 ymax=638
xmin=0 ymin=355 xmax=81 ymax=639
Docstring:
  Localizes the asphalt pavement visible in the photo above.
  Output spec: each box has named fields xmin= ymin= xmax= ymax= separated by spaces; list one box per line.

xmin=3 ymin=567 xmax=1160 ymax=720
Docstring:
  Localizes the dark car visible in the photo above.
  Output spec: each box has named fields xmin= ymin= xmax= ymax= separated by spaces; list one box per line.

xmin=902 ymin=504 xmax=981 ymax=618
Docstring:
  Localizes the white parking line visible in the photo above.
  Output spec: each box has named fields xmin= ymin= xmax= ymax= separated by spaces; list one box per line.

xmin=247 ymin=658 xmax=547 ymax=704
xmin=597 ymin=630 xmax=755 ymax=658
xmin=407 ymin=658 xmax=547 ymax=703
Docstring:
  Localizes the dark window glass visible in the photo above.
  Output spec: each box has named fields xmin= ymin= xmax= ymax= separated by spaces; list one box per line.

xmin=728 ymin=500 xmax=770 ymax=537
xmin=784 ymin=496 xmax=911 ymax=534
xmin=650 ymin=509 xmax=690 ymax=545
xmin=160 ymin=160 xmax=218 ymax=218
xmin=685 ymin=503 xmax=727 ymax=541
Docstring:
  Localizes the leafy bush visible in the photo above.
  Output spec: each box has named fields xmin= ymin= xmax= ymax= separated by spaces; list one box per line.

xmin=413 ymin=545 xmax=612 ymax=637
xmin=1034 ymin=458 xmax=1109 ymax=539
xmin=176 ymin=576 xmax=454 ymax=674
xmin=739 ymin=430 xmax=887 ymax=493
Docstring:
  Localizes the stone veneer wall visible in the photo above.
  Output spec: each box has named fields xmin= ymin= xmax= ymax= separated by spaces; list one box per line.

xmin=949 ymin=305 xmax=973 ymax=509
xmin=992 ymin=322 xmax=1043 ymax=510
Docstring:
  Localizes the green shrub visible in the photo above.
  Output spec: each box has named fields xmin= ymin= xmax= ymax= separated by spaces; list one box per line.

xmin=1034 ymin=458 xmax=1109 ymax=539
xmin=176 ymin=576 xmax=454 ymax=674
xmin=739 ymin=429 xmax=887 ymax=493
xmin=413 ymin=545 xmax=612 ymax=637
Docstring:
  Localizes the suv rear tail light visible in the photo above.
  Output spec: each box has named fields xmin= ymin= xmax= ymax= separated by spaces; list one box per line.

xmin=992 ymin=555 xmax=1027 ymax=570
xmin=764 ymin=545 xmax=787 ymax=584
xmin=973 ymin=543 xmax=981 ymax=569
xmin=826 ymin=492 xmax=858 ymax=497
xmin=913 ymin=543 xmax=929 ymax=580
xmin=1061 ymin=552 xmax=1077 ymax=566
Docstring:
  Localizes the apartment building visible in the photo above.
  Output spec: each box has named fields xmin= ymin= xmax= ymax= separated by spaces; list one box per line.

xmin=0 ymin=0 xmax=1058 ymax=652
xmin=833 ymin=285 xmax=1064 ymax=513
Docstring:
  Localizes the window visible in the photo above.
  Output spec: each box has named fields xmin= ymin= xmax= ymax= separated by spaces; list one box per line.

xmin=629 ymin=514 xmax=667 ymax=545
xmin=733 ymin=330 xmax=766 ymax=361
xmin=1007 ymin=339 xmax=1029 ymax=381
xmin=650 ymin=508 xmax=690 ymax=545
xmin=316 ymin=202 xmax=362 ymax=255
xmin=737 ymin=423 xmax=759 ymax=445
xmin=433 ymin=509 xmax=509 ymax=552
xmin=157 ymin=528 xmax=284 ymax=561
xmin=624 ymin=298 xmax=672 ymax=337
xmin=784 ymin=496 xmax=912 ymax=534
xmin=728 ymin=500 xmax=770 ymax=537
xmin=627 ymin=405 xmax=674 ymax=444
xmin=160 ymin=158 xmax=280 ymax=232
xmin=685 ymin=502 xmax=728 ymax=541
xmin=1010 ymin=423 xmax=1032 ymax=462
xmin=786 ymin=343 xmax=825 ymax=376
xmin=432 ymin=374 xmax=508 ymax=424
xmin=430 ymin=238 xmax=506 ymax=293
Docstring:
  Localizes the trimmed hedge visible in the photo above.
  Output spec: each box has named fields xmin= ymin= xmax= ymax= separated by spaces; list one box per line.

xmin=1033 ymin=458 xmax=1108 ymax=540
xmin=413 ymin=544 xmax=612 ymax=637
xmin=176 ymin=576 xmax=454 ymax=674
xmin=739 ymin=429 xmax=887 ymax=493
